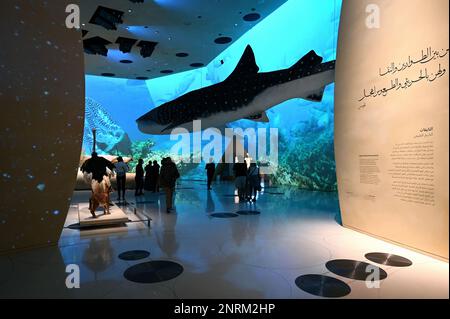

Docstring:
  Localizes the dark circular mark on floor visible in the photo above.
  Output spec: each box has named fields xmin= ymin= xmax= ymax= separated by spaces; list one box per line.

xmin=295 ymin=274 xmax=351 ymax=298
xmin=243 ymin=13 xmax=261 ymax=21
xmin=120 ymin=59 xmax=133 ymax=64
xmin=160 ymin=69 xmax=173 ymax=74
xmin=326 ymin=259 xmax=388 ymax=281
xmin=118 ymin=250 xmax=150 ymax=261
xmin=176 ymin=52 xmax=189 ymax=57
xmin=123 ymin=260 xmax=183 ymax=283
xmin=190 ymin=62 xmax=204 ymax=67
xmin=365 ymin=252 xmax=413 ymax=267
xmin=211 ymin=212 xmax=239 ymax=218
xmin=236 ymin=210 xmax=261 ymax=215
xmin=214 ymin=36 xmax=232 ymax=44
xmin=136 ymin=76 xmax=149 ymax=80
xmin=101 ymin=73 xmax=115 ymax=77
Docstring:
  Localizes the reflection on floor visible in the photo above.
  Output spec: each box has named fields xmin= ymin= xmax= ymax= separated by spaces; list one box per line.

xmin=0 ymin=181 xmax=448 ymax=298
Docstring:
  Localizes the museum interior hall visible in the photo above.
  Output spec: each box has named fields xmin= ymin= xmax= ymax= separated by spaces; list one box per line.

xmin=0 ymin=0 xmax=448 ymax=300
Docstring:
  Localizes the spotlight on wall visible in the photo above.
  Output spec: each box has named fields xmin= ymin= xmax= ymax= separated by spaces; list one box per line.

xmin=83 ymin=36 xmax=112 ymax=56
xmin=137 ymin=40 xmax=158 ymax=58
xmin=115 ymin=37 xmax=138 ymax=53
xmin=89 ymin=6 xmax=124 ymax=30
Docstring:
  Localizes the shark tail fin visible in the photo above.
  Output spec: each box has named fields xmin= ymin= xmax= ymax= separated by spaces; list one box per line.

xmin=291 ymin=50 xmax=323 ymax=74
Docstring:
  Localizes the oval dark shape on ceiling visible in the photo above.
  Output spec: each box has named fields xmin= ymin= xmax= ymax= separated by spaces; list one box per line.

xmin=160 ymin=69 xmax=174 ymax=74
xmin=136 ymin=76 xmax=149 ymax=80
xmin=119 ymin=59 xmax=133 ymax=64
xmin=243 ymin=13 xmax=261 ymax=21
xmin=190 ymin=62 xmax=204 ymax=67
xmin=176 ymin=52 xmax=189 ymax=57
xmin=101 ymin=73 xmax=115 ymax=77
xmin=214 ymin=36 xmax=232 ymax=44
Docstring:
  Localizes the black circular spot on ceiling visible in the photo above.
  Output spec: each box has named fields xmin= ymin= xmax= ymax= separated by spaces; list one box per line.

xmin=120 ymin=59 xmax=133 ymax=64
xmin=118 ymin=250 xmax=150 ymax=261
xmin=295 ymin=274 xmax=351 ymax=298
xmin=197 ymin=15 xmax=202 ymax=19
xmin=365 ymin=252 xmax=413 ymax=267
xmin=190 ymin=62 xmax=204 ymax=67
xmin=326 ymin=259 xmax=388 ymax=281
xmin=123 ymin=260 xmax=183 ymax=283
xmin=251 ymin=8 xmax=256 ymax=11
xmin=211 ymin=212 xmax=239 ymax=218
xmin=160 ymin=69 xmax=173 ymax=74
xmin=243 ymin=13 xmax=261 ymax=22
xmin=101 ymin=73 xmax=115 ymax=77
xmin=236 ymin=210 xmax=261 ymax=215
xmin=136 ymin=76 xmax=149 ymax=80
xmin=176 ymin=52 xmax=189 ymax=57
xmin=214 ymin=36 xmax=232 ymax=44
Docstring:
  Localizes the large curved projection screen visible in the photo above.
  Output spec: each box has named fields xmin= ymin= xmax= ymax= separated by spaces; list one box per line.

xmin=335 ymin=0 xmax=449 ymax=260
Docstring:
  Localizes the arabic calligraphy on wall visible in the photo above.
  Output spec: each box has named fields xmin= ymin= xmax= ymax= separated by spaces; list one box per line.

xmin=357 ymin=47 xmax=449 ymax=110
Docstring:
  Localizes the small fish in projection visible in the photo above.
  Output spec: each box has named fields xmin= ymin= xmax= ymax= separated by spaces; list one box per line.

xmin=136 ymin=45 xmax=335 ymax=134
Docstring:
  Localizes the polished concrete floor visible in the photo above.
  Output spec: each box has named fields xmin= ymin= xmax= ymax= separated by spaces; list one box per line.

xmin=0 ymin=180 xmax=448 ymax=298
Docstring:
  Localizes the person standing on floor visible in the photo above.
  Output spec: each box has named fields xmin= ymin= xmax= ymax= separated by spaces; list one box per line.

xmin=152 ymin=160 xmax=160 ymax=192
xmin=159 ymin=157 xmax=180 ymax=213
xmin=144 ymin=160 xmax=153 ymax=191
xmin=246 ymin=162 xmax=261 ymax=202
xmin=205 ymin=158 xmax=216 ymax=190
xmin=135 ymin=158 xmax=144 ymax=196
xmin=114 ymin=156 xmax=129 ymax=202
xmin=233 ymin=155 xmax=248 ymax=202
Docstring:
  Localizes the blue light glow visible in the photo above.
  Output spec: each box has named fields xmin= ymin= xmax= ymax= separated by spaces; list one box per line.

xmin=84 ymin=0 xmax=342 ymax=190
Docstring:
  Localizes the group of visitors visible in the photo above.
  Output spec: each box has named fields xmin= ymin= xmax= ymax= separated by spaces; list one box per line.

xmin=134 ymin=159 xmax=161 ymax=196
xmin=81 ymin=153 xmax=180 ymax=214
xmin=233 ymin=157 xmax=261 ymax=202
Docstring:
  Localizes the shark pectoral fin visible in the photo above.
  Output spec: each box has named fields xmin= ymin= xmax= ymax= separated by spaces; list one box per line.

xmin=303 ymin=87 xmax=326 ymax=102
xmin=245 ymin=111 xmax=269 ymax=123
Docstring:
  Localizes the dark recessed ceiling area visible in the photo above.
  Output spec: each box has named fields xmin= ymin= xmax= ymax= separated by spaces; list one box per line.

xmin=80 ymin=0 xmax=287 ymax=80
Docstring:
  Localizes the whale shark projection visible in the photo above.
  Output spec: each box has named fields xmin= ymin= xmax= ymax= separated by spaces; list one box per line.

xmin=137 ymin=45 xmax=335 ymax=134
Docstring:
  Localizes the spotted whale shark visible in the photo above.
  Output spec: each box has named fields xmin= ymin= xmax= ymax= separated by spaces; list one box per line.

xmin=137 ymin=45 xmax=335 ymax=134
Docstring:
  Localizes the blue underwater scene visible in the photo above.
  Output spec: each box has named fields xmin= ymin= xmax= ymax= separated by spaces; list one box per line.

xmin=82 ymin=0 xmax=342 ymax=191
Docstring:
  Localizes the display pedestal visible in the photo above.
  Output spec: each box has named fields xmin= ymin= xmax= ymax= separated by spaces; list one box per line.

xmin=78 ymin=202 xmax=129 ymax=227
